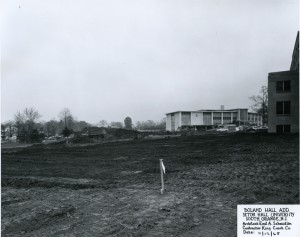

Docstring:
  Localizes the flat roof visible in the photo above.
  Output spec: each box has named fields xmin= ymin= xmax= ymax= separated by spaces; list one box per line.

xmin=166 ymin=108 xmax=254 ymax=115
xmin=268 ymin=70 xmax=298 ymax=77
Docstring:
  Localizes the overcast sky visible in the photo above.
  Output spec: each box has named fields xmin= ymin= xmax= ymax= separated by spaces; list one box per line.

xmin=1 ymin=0 xmax=299 ymax=124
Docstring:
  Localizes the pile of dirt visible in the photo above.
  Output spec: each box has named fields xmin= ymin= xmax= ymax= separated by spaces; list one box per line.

xmin=106 ymin=128 xmax=138 ymax=139
xmin=71 ymin=136 xmax=97 ymax=144
xmin=69 ymin=128 xmax=138 ymax=144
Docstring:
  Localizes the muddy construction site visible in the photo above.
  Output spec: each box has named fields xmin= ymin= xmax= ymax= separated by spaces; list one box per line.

xmin=1 ymin=133 xmax=299 ymax=236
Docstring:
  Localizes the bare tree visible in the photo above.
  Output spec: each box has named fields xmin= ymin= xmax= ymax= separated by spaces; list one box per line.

xmin=14 ymin=111 xmax=25 ymax=137
xmin=73 ymin=120 xmax=91 ymax=131
xmin=23 ymin=108 xmax=41 ymax=122
xmin=135 ymin=121 xmax=141 ymax=130
xmin=110 ymin=121 xmax=123 ymax=128
xmin=156 ymin=118 xmax=166 ymax=130
xmin=135 ymin=119 xmax=165 ymax=130
xmin=98 ymin=120 xmax=108 ymax=127
xmin=44 ymin=120 xmax=59 ymax=136
xmin=23 ymin=107 xmax=41 ymax=134
xmin=14 ymin=108 xmax=41 ymax=142
xmin=249 ymin=86 xmax=268 ymax=125
xmin=58 ymin=108 xmax=74 ymax=129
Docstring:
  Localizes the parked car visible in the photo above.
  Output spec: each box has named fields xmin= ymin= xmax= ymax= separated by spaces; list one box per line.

xmin=217 ymin=128 xmax=229 ymax=132
xmin=42 ymin=136 xmax=66 ymax=145
xmin=256 ymin=126 xmax=268 ymax=133
xmin=246 ymin=126 xmax=257 ymax=132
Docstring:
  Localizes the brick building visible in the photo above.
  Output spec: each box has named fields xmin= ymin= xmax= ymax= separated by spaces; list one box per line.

xmin=268 ymin=32 xmax=299 ymax=133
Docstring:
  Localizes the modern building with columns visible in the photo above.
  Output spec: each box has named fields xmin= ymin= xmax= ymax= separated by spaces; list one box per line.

xmin=166 ymin=108 xmax=262 ymax=132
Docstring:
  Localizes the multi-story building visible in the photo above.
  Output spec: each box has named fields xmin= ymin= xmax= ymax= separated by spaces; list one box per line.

xmin=268 ymin=32 xmax=299 ymax=133
xmin=166 ymin=108 xmax=262 ymax=132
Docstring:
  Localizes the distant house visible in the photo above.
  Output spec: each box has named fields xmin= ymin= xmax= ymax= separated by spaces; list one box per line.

xmin=268 ymin=32 xmax=299 ymax=133
xmin=81 ymin=127 xmax=107 ymax=139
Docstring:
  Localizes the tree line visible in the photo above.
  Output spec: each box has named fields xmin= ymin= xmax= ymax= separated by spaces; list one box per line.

xmin=1 ymin=108 xmax=166 ymax=142
xmin=2 ymin=85 xmax=266 ymax=143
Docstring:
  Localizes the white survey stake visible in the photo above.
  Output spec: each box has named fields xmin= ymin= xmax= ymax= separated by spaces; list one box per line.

xmin=159 ymin=159 xmax=165 ymax=194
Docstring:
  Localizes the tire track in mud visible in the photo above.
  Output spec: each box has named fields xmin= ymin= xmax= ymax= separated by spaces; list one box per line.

xmin=1 ymin=176 xmax=107 ymax=190
xmin=2 ymin=185 xmax=236 ymax=236
xmin=2 ymin=205 xmax=76 ymax=236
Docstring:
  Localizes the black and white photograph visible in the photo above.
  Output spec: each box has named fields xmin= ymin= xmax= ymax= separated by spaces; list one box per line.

xmin=1 ymin=0 xmax=299 ymax=236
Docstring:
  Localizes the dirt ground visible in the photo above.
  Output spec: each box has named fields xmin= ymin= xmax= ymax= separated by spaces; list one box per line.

xmin=1 ymin=133 xmax=299 ymax=237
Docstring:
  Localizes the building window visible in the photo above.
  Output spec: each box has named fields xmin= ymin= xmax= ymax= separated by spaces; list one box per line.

xmin=276 ymin=101 xmax=291 ymax=115
xmin=223 ymin=112 xmax=231 ymax=122
xmin=203 ymin=112 xmax=212 ymax=125
xmin=276 ymin=125 xmax=291 ymax=133
xmin=276 ymin=81 xmax=291 ymax=92
xmin=232 ymin=113 xmax=237 ymax=122
xmin=239 ymin=110 xmax=248 ymax=121
xmin=213 ymin=112 xmax=222 ymax=124
xmin=181 ymin=112 xmax=191 ymax=126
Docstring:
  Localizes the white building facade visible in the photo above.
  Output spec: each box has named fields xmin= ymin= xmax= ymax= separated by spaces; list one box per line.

xmin=166 ymin=109 xmax=262 ymax=132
